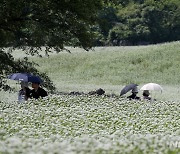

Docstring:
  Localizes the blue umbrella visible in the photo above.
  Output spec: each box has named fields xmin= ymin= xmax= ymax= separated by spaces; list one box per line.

xmin=28 ymin=75 xmax=43 ymax=83
xmin=8 ymin=73 xmax=43 ymax=83
xmin=8 ymin=73 xmax=32 ymax=82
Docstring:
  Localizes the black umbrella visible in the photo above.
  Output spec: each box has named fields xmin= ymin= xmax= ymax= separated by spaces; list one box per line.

xmin=120 ymin=84 xmax=138 ymax=96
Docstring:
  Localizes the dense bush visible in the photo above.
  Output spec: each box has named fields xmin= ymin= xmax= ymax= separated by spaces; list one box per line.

xmin=96 ymin=0 xmax=180 ymax=46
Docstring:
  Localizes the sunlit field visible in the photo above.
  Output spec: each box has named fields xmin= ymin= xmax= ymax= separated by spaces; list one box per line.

xmin=7 ymin=41 xmax=180 ymax=102
xmin=1 ymin=42 xmax=180 ymax=153
xmin=0 ymin=95 xmax=180 ymax=153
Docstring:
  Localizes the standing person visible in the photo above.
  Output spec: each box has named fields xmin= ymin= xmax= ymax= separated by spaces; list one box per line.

xmin=30 ymin=82 xmax=48 ymax=99
xmin=18 ymin=81 xmax=31 ymax=102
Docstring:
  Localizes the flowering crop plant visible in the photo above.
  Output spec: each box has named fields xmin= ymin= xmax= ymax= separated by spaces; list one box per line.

xmin=0 ymin=94 xmax=180 ymax=153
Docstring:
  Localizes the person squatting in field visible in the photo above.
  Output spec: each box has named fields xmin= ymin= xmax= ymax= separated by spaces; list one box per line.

xmin=18 ymin=81 xmax=48 ymax=102
xmin=30 ymin=82 xmax=48 ymax=99
xmin=127 ymin=87 xmax=140 ymax=100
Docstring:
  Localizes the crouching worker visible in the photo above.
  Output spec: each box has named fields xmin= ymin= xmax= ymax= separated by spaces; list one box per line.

xmin=127 ymin=87 xmax=140 ymax=100
xmin=30 ymin=82 xmax=48 ymax=99
xmin=142 ymin=90 xmax=151 ymax=100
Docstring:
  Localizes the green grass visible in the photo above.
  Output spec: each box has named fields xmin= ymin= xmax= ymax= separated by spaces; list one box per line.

xmin=33 ymin=41 xmax=180 ymax=101
xmin=32 ymin=42 xmax=180 ymax=85
xmin=1 ymin=42 xmax=180 ymax=153
xmin=3 ymin=41 xmax=180 ymax=101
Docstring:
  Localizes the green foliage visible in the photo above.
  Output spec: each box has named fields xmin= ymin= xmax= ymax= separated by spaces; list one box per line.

xmin=0 ymin=0 xmax=105 ymax=50
xmin=100 ymin=0 xmax=180 ymax=45
xmin=0 ymin=49 xmax=56 ymax=92
xmin=1 ymin=0 xmax=180 ymax=92
xmin=105 ymin=3 xmax=151 ymax=45
xmin=0 ymin=0 xmax=108 ymax=91
xmin=98 ymin=6 xmax=118 ymax=37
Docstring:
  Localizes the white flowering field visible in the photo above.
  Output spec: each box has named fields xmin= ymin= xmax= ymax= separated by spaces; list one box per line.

xmin=0 ymin=95 xmax=180 ymax=154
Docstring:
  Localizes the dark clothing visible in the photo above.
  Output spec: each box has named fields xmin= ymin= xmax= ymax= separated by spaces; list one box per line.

xmin=30 ymin=87 xmax=48 ymax=99
xmin=96 ymin=88 xmax=105 ymax=95
xmin=143 ymin=96 xmax=151 ymax=100
xmin=143 ymin=93 xmax=151 ymax=100
xmin=25 ymin=87 xmax=31 ymax=99
xmin=127 ymin=94 xmax=140 ymax=100
xmin=88 ymin=88 xmax=105 ymax=95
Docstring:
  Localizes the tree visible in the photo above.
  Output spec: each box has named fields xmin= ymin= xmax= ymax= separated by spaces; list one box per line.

xmin=0 ymin=0 xmax=108 ymax=91
xmin=0 ymin=51 xmax=56 ymax=92
xmin=0 ymin=0 xmax=106 ymax=49
xmin=141 ymin=0 xmax=180 ymax=43
xmin=107 ymin=0 xmax=180 ymax=45
xmin=108 ymin=3 xmax=150 ymax=45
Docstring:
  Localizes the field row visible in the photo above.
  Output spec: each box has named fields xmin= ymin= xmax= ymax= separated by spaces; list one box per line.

xmin=0 ymin=95 xmax=180 ymax=153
